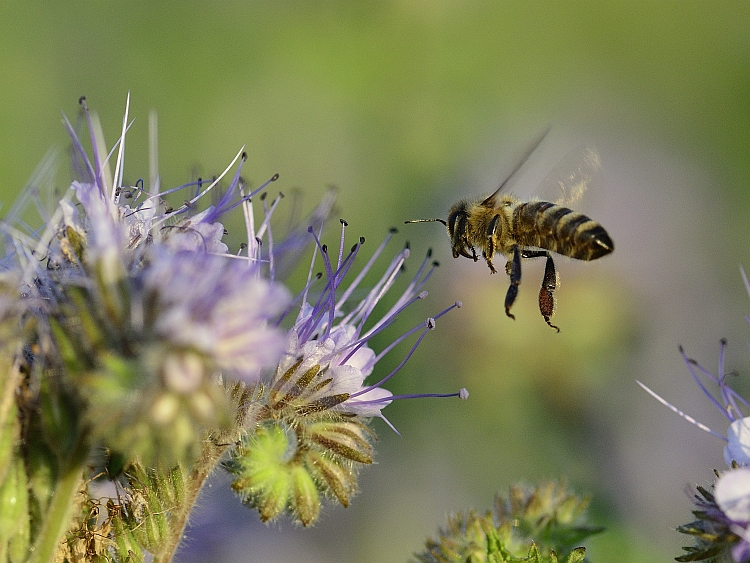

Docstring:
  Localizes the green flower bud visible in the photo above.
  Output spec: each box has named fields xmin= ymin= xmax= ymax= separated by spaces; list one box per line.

xmin=306 ymin=419 xmax=373 ymax=464
xmin=229 ymin=425 xmax=294 ymax=523
xmin=290 ymin=464 xmax=320 ymax=526
xmin=305 ymin=450 xmax=356 ymax=508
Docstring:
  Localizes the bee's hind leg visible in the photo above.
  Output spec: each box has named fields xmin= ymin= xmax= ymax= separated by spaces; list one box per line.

xmin=516 ymin=250 xmax=559 ymax=331
xmin=503 ymin=245 xmax=522 ymax=320
xmin=537 ymin=252 xmax=560 ymax=332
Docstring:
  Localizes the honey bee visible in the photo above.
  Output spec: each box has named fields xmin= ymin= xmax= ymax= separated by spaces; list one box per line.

xmin=406 ymin=133 xmax=614 ymax=332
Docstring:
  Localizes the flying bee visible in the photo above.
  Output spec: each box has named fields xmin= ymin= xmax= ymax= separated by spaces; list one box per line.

xmin=406 ymin=132 xmax=614 ymax=332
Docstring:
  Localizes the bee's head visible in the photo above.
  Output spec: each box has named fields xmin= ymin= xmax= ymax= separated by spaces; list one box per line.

xmin=406 ymin=201 xmax=473 ymax=261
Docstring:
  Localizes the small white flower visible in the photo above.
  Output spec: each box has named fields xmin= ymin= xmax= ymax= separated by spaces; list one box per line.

xmin=726 ymin=417 xmax=750 ymax=466
xmin=716 ymin=467 xmax=750 ymax=524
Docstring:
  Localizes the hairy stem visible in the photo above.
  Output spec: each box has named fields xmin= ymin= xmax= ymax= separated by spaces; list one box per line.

xmin=26 ymin=432 xmax=88 ymax=563
xmin=153 ymin=440 xmax=229 ymax=563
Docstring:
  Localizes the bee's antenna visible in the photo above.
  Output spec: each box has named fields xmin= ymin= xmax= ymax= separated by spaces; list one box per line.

xmin=405 ymin=218 xmax=448 ymax=226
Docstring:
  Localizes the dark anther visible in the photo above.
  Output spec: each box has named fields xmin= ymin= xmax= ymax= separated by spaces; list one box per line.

xmin=359 ymin=236 xmax=365 ymax=244
xmin=241 ymin=151 xmax=247 ymax=161
xmin=340 ymin=219 xmax=348 ymax=226
xmin=389 ymin=227 xmax=398 ymax=233
xmin=271 ymin=173 xmax=279 ymax=181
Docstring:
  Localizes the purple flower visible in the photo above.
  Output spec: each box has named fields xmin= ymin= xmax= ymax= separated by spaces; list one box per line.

xmin=142 ymin=249 xmax=289 ymax=384
xmin=227 ymin=221 xmax=467 ymax=526
xmin=0 ymin=95 xmax=294 ymax=465
xmin=269 ymin=222 xmax=466 ymax=431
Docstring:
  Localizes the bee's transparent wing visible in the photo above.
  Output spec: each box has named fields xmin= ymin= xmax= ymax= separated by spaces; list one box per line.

xmin=485 ymin=127 xmax=551 ymax=202
xmin=534 ymin=145 xmax=603 ymax=210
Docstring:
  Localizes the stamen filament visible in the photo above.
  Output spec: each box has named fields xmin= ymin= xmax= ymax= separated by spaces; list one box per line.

xmin=336 ymin=228 xmax=397 ymax=310
xmin=680 ymin=345 xmax=733 ymax=421
xmin=351 ymin=324 xmax=431 ymax=397
xmin=637 ymin=380 xmax=727 ymax=441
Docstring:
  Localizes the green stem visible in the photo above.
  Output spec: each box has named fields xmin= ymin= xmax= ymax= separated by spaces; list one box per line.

xmin=26 ymin=432 xmax=89 ymax=563
xmin=153 ymin=440 xmax=228 ymax=563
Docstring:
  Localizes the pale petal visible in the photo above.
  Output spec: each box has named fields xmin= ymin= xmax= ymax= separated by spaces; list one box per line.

xmin=343 ymin=387 xmax=393 ymax=417
xmin=716 ymin=467 xmax=750 ymax=524
xmin=725 ymin=417 xmax=750 ymax=466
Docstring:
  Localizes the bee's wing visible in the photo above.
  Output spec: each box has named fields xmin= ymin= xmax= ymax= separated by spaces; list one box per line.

xmin=483 ymin=126 xmax=551 ymax=205
xmin=534 ymin=145 xmax=603 ymax=210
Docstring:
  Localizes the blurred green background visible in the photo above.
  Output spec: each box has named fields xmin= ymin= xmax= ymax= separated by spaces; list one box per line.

xmin=3 ymin=1 xmax=750 ymax=562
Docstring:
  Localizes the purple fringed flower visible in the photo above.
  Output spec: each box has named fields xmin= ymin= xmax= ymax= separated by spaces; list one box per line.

xmin=226 ymin=220 xmax=468 ymax=526
xmin=270 ymin=221 xmax=466 ymax=432
xmin=142 ymin=249 xmax=289 ymax=384
xmin=0 ymin=95 xmax=295 ymax=465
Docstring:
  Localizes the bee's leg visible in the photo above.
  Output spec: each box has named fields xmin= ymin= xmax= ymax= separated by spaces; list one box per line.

xmin=515 ymin=250 xmax=560 ymax=331
xmin=483 ymin=214 xmax=501 ymax=274
xmin=504 ymin=245 xmax=522 ymax=320
xmin=538 ymin=252 xmax=560 ymax=332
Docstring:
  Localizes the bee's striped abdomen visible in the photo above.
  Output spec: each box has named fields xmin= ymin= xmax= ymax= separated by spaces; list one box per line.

xmin=512 ymin=201 xmax=614 ymax=261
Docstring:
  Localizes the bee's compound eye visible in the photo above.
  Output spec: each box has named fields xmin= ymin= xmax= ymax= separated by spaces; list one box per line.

xmin=447 ymin=210 xmax=463 ymax=235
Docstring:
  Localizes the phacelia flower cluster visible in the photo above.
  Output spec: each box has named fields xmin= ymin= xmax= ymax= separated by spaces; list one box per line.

xmin=2 ymin=96 xmax=293 ymax=467
xmin=225 ymin=221 xmax=467 ymax=525
xmin=0 ymin=96 xmax=468 ymax=561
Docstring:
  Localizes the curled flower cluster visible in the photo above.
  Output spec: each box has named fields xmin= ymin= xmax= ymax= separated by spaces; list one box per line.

xmin=225 ymin=221 xmax=467 ymax=525
xmin=2 ymin=97 xmax=292 ymax=467
xmin=639 ymin=267 xmax=750 ymax=562
xmin=0 ymin=96 xmax=468 ymax=561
